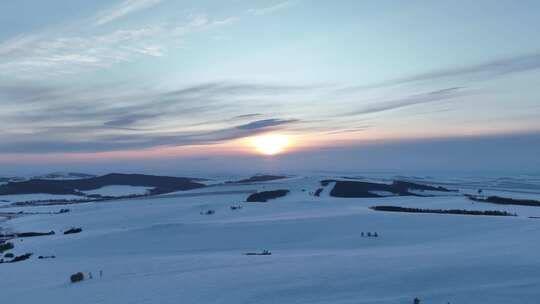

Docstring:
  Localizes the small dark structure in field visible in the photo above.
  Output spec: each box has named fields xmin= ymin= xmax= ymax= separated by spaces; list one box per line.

xmin=230 ymin=205 xmax=243 ymax=210
xmin=59 ymin=208 xmax=70 ymax=213
xmin=38 ymin=255 xmax=56 ymax=259
xmin=64 ymin=227 xmax=82 ymax=235
xmin=314 ymin=188 xmax=323 ymax=197
xmin=466 ymin=195 xmax=540 ymax=207
xmin=362 ymin=232 xmax=378 ymax=237
xmin=246 ymin=189 xmax=289 ymax=202
xmin=200 ymin=210 xmax=215 ymax=215
xmin=4 ymin=252 xmax=14 ymax=258
xmin=244 ymin=249 xmax=272 ymax=256
xmin=70 ymin=272 xmax=84 ymax=283
xmin=370 ymin=206 xmax=516 ymax=217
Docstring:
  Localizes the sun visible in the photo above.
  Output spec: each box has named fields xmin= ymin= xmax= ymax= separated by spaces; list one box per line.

xmin=251 ymin=134 xmax=290 ymax=155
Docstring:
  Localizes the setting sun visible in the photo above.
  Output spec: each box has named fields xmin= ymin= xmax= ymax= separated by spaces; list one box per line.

xmin=251 ymin=134 xmax=290 ymax=155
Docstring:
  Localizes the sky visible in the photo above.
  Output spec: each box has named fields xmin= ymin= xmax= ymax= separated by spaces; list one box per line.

xmin=0 ymin=0 xmax=539 ymax=176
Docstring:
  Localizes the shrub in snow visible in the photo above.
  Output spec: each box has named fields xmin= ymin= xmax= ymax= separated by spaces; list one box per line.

xmin=244 ymin=249 xmax=272 ymax=256
xmin=64 ymin=227 xmax=82 ymax=235
xmin=4 ymin=252 xmax=14 ymax=258
xmin=70 ymin=272 xmax=84 ymax=283
xmin=246 ymin=189 xmax=289 ymax=202
xmin=16 ymin=231 xmax=55 ymax=237
xmin=9 ymin=253 xmax=32 ymax=263
xmin=0 ymin=242 xmax=14 ymax=253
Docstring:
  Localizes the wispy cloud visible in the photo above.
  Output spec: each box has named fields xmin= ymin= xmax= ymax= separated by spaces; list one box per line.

xmin=103 ymin=113 xmax=162 ymax=128
xmin=165 ymin=81 xmax=315 ymax=97
xmin=0 ymin=78 xmax=472 ymax=154
xmin=91 ymin=0 xmax=163 ymax=26
xmin=0 ymin=26 xmax=161 ymax=77
xmin=0 ymin=34 xmax=41 ymax=56
xmin=233 ymin=113 xmax=262 ymax=119
xmin=177 ymin=14 xmax=237 ymax=33
xmin=324 ymin=126 xmax=372 ymax=135
xmin=0 ymin=81 xmax=311 ymax=153
xmin=339 ymin=52 xmax=540 ymax=92
xmin=237 ymin=118 xmax=298 ymax=130
xmin=0 ymin=117 xmax=298 ymax=153
xmin=246 ymin=1 xmax=295 ymax=16
xmin=346 ymin=87 xmax=465 ymax=116
xmin=0 ymin=15 xmax=235 ymax=78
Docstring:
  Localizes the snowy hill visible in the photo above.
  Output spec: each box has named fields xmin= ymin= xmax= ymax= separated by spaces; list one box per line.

xmin=0 ymin=173 xmax=206 ymax=197
xmin=33 ymin=172 xmax=97 ymax=180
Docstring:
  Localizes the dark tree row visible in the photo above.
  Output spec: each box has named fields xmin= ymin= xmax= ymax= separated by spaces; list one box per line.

xmin=466 ymin=195 xmax=540 ymax=207
xmin=370 ymin=205 xmax=516 ymax=217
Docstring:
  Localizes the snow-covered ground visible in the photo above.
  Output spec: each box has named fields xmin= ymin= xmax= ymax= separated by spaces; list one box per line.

xmin=81 ymin=185 xmax=154 ymax=197
xmin=1 ymin=175 xmax=540 ymax=304
xmin=370 ymin=190 xmax=399 ymax=197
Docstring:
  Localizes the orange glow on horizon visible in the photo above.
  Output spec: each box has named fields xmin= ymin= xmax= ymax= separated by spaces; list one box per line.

xmin=2 ymin=127 xmax=537 ymax=165
xmin=249 ymin=134 xmax=291 ymax=155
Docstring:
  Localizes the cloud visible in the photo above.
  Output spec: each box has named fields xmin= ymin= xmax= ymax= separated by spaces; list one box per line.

xmin=236 ymin=119 xmax=298 ymax=130
xmin=339 ymin=52 xmax=540 ymax=92
xmin=0 ymin=80 xmax=469 ymax=155
xmin=0 ymin=26 xmax=161 ymax=77
xmin=165 ymin=82 xmax=315 ymax=97
xmin=0 ymin=81 xmax=315 ymax=125
xmin=233 ymin=113 xmax=262 ymax=119
xmin=415 ymin=52 xmax=540 ymax=80
xmin=0 ymin=15 xmax=235 ymax=78
xmin=133 ymin=45 xmax=165 ymax=57
xmin=0 ymin=79 xmax=312 ymax=154
xmin=0 ymin=117 xmax=296 ymax=153
xmin=174 ymin=15 xmax=237 ymax=35
xmin=103 ymin=113 xmax=162 ymax=128
xmin=91 ymin=0 xmax=163 ymax=26
xmin=246 ymin=1 xmax=295 ymax=16
xmin=324 ymin=126 xmax=371 ymax=135
xmin=346 ymin=87 xmax=464 ymax=116
xmin=0 ymin=82 xmax=62 ymax=102
xmin=0 ymin=34 xmax=41 ymax=56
